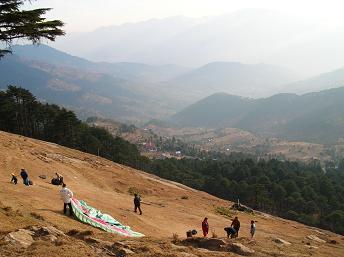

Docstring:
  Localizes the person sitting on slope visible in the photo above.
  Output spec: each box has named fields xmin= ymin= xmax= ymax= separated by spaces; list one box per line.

xmin=55 ymin=172 xmax=64 ymax=185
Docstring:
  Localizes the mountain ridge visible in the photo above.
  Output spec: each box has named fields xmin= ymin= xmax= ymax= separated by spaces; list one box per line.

xmin=172 ymin=87 xmax=344 ymax=144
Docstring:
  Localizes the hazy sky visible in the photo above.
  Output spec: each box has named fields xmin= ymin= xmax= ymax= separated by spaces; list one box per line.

xmin=26 ymin=0 xmax=344 ymax=32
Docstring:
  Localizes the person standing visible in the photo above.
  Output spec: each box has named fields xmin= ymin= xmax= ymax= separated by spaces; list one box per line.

xmin=250 ymin=220 xmax=256 ymax=238
xmin=202 ymin=217 xmax=209 ymax=237
xmin=60 ymin=183 xmax=74 ymax=216
xmin=231 ymin=216 xmax=241 ymax=237
xmin=20 ymin=169 xmax=29 ymax=186
xmin=133 ymin=193 xmax=142 ymax=215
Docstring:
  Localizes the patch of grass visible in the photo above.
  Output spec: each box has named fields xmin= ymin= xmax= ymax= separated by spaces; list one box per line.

xmin=2 ymin=206 xmax=12 ymax=212
xmin=211 ymin=230 xmax=218 ymax=238
xmin=128 ymin=186 xmax=140 ymax=195
xmin=66 ymin=229 xmax=80 ymax=236
xmin=30 ymin=212 xmax=44 ymax=221
xmin=172 ymin=233 xmax=180 ymax=243
xmin=215 ymin=206 xmax=237 ymax=219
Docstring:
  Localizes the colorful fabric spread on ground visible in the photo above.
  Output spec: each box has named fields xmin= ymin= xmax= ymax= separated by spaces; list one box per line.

xmin=71 ymin=198 xmax=144 ymax=237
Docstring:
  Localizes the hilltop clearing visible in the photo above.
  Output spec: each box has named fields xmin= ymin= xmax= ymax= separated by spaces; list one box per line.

xmin=0 ymin=131 xmax=343 ymax=256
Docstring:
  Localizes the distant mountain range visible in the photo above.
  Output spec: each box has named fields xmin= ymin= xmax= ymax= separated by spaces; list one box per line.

xmin=163 ymin=61 xmax=297 ymax=98
xmin=12 ymin=45 xmax=190 ymax=83
xmin=0 ymin=54 xmax=175 ymax=122
xmin=52 ymin=9 xmax=344 ymax=76
xmin=283 ymin=68 xmax=344 ymax=94
xmin=2 ymin=44 xmax=344 ymax=134
xmin=171 ymin=88 xmax=344 ymax=144
xmin=0 ymin=44 xmax=298 ymax=117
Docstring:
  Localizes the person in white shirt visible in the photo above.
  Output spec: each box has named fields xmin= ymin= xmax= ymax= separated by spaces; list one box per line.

xmin=250 ymin=220 xmax=256 ymax=238
xmin=60 ymin=183 xmax=74 ymax=216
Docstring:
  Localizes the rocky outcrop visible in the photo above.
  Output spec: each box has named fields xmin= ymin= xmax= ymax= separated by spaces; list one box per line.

xmin=181 ymin=237 xmax=227 ymax=250
xmin=230 ymin=203 xmax=254 ymax=214
xmin=5 ymin=229 xmax=35 ymax=248
xmin=306 ymin=235 xmax=326 ymax=243
xmin=223 ymin=242 xmax=255 ymax=256
xmin=273 ymin=238 xmax=292 ymax=246
xmin=4 ymin=226 xmax=65 ymax=248
xmin=180 ymin=237 xmax=254 ymax=255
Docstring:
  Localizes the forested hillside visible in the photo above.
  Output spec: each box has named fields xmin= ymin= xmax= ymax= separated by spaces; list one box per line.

xmin=0 ymin=86 xmax=146 ymax=167
xmin=172 ymin=88 xmax=344 ymax=144
xmin=146 ymin=158 xmax=344 ymax=235
xmin=0 ymin=55 xmax=174 ymax=121
xmin=1 ymin=86 xmax=344 ymax=235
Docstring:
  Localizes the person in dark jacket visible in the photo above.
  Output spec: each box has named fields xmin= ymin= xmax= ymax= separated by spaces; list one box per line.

xmin=202 ymin=217 xmax=209 ymax=237
xmin=231 ymin=216 xmax=240 ymax=237
xmin=20 ymin=169 xmax=30 ymax=186
xmin=224 ymin=226 xmax=237 ymax=238
xmin=134 ymin=193 xmax=142 ymax=215
xmin=55 ymin=172 xmax=64 ymax=184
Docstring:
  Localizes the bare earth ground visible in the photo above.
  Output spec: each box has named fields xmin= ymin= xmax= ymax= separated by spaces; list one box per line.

xmin=0 ymin=131 xmax=343 ymax=256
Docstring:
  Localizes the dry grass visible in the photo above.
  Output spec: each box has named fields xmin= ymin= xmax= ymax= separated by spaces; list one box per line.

xmin=172 ymin=233 xmax=179 ymax=243
xmin=211 ymin=230 xmax=218 ymax=238
xmin=128 ymin=186 xmax=140 ymax=195
xmin=0 ymin=131 xmax=343 ymax=257
xmin=30 ymin=212 xmax=44 ymax=221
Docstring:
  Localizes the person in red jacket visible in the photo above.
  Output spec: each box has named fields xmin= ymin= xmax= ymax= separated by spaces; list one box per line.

xmin=202 ymin=217 xmax=209 ymax=237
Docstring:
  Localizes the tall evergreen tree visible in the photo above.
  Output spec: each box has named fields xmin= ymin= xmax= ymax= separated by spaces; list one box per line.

xmin=0 ymin=0 xmax=64 ymax=57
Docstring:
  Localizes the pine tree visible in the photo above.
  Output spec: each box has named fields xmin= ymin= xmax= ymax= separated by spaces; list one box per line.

xmin=0 ymin=0 xmax=64 ymax=57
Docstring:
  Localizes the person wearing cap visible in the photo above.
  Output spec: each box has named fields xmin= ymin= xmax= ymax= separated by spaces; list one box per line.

xmin=11 ymin=173 xmax=18 ymax=184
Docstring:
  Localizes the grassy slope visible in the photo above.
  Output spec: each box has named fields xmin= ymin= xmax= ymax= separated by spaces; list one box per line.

xmin=0 ymin=131 xmax=343 ymax=256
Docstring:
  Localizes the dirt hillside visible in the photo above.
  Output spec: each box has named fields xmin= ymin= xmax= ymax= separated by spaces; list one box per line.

xmin=0 ymin=131 xmax=343 ymax=257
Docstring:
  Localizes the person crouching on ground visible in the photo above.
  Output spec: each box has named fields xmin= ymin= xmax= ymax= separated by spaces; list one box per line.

xmin=11 ymin=173 xmax=18 ymax=184
xmin=60 ymin=183 xmax=74 ymax=216
xmin=224 ymin=226 xmax=237 ymax=238
xmin=134 ymin=193 xmax=142 ymax=215
xmin=202 ymin=217 xmax=209 ymax=237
